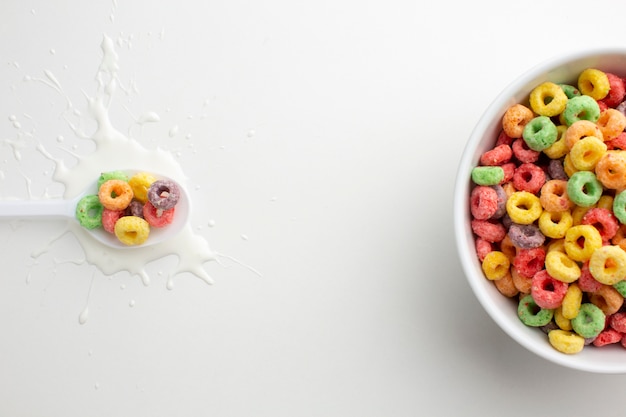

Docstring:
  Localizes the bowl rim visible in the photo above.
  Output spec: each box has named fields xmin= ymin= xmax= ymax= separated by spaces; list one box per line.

xmin=454 ymin=47 xmax=626 ymax=373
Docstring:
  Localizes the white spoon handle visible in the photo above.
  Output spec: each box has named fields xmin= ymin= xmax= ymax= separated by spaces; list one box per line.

xmin=0 ymin=199 xmax=75 ymax=219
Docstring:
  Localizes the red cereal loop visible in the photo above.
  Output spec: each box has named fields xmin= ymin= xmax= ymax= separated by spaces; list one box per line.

xmin=512 ymin=163 xmax=546 ymax=194
xmin=102 ymin=209 xmax=125 ymax=234
xmin=471 ymin=219 xmax=506 ymax=243
xmin=577 ymin=262 xmax=603 ymax=293
xmin=530 ymin=269 xmax=569 ymax=309
xmin=470 ymin=186 xmax=498 ymax=220
xmin=609 ymin=312 xmax=626 ymax=333
xmin=143 ymin=201 xmax=176 ymax=228
xmin=592 ymin=328 xmax=623 ymax=347
xmin=480 ymin=144 xmax=513 ymax=166
xmin=581 ymin=207 xmax=619 ymax=243
xmin=600 ymin=73 xmax=626 ymax=108
xmin=512 ymin=138 xmax=541 ymax=163
xmin=495 ymin=130 xmax=514 ymax=146
xmin=513 ymin=247 xmax=546 ymax=279
xmin=606 ymin=132 xmax=626 ymax=150
xmin=475 ymin=237 xmax=493 ymax=262
xmin=501 ymin=163 xmax=516 ymax=183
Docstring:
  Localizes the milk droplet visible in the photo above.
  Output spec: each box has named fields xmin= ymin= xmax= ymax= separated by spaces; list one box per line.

xmin=247 ymin=129 xmax=256 ymax=138
xmin=241 ymin=234 xmax=249 ymax=241
xmin=168 ymin=125 xmax=179 ymax=137
xmin=208 ymin=219 xmax=216 ymax=227
xmin=137 ymin=112 xmax=160 ymax=124
xmin=50 ymin=49 xmax=56 ymax=55
xmin=129 ymin=300 xmax=135 ymax=307
xmin=8 ymin=115 xmax=16 ymax=121
xmin=56 ymin=135 xmax=64 ymax=142
xmin=78 ymin=306 xmax=89 ymax=325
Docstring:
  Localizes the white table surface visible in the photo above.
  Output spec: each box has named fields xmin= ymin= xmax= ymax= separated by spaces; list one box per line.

xmin=2 ymin=1 xmax=626 ymax=416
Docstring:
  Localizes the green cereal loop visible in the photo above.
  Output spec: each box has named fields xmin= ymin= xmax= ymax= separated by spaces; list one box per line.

xmin=558 ymin=84 xmax=581 ymax=99
xmin=613 ymin=190 xmax=626 ymax=224
xmin=613 ymin=280 xmax=626 ymax=297
xmin=567 ymin=171 xmax=603 ymax=207
xmin=97 ymin=170 xmax=130 ymax=190
xmin=471 ymin=166 xmax=504 ymax=186
xmin=75 ymin=194 xmax=104 ymax=230
xmin=571 ymin=303 xmax=605 ymax=338
xmin=522 ymin=116 xmax=558 ymax=151
xmin=518 ymin=294 xmax=554 ymax=327
xmin=562 ymin=95 xmax=600 ymax=126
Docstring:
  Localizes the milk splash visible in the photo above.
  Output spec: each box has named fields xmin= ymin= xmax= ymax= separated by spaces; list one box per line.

xmin=3 ymin=34 xmax=254 ymax=318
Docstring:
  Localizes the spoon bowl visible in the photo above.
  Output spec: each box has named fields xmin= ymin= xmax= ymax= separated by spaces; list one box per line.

xmin=0 ymin=171 xmax=190 ymax=249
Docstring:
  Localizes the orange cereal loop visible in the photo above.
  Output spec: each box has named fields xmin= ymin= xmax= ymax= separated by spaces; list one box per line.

xmin=98 ymin=179 xmax=133 ymax=211
xmin=502 ymin=104 xmax=534 ymax=139
xmin=511 ymin=267 xmax=532 ymax=294
xmin=499 ymin=234 xmax=517 ymax=262
xmin=539 ymin=179 xmax=572 ymax=212
xmin=595 ymin=150 xmax=626 ymax=190
xmin=494 ymin=271 xmax=519 ymax=298
xmin=564 ymin=120 xmax=603 ymax=149
xmin=597 ymin=109 xmax=626 ymax=141
xmin=589 ymin=285 xmax=624 ymax=316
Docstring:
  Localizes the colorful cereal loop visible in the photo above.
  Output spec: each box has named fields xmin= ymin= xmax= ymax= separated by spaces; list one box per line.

xmin=597 ymin=108 xmax=626 ymax=141
xmin=548 ymin=330 xmax=585 ymax=354
xmin=502 ymin=104 xmax=534 ymax=138
xmin=529 ymin=82 xmax=568 ymax=117
xmin=589 ymin=284 xmax=624 ymax=315
xmin=518 ymin=294 xmax=554 ymax=327
xmin=577 ymin=68 xmax=610 ymax=100
xmin=506 ymin=191 xmax=543 ymax=225
xmin=566 ymin=171 xmax=603 ymax=207
xmin=571 ymin=303 xmax=605 ymax=338
xmin=481 ymin=251 xmax=510 ymax=280
xmin=561 ymin=283 xmax=583 ymax=320
xmin=588 ymin=245 xmax=626 ymax=285
xmin=538 ymin=210 xmax=573 ymax=239
xmin=564 ymin=224 xmax=602 ymax=262
xmin=569 ymin=136 xmax=606 ymax=171
xmin=545 ymin=251 xmax=581 ymax=283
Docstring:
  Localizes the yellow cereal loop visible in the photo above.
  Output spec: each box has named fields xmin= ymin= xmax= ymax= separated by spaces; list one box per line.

xmin=588 ymin=245 xmax=626 ymax=285
xmin=128 ymin=172 xmax=157 ymax=204
xmin=578 ymin=68 xmax=610 ymax=100
xmin=506 ymin=191 xmax=543 ymax=225
xmin=543 ymin=125 xmax=569 ymax=159
xmin=529 ymin=82 xmax=569 ymax=117
xmin=538 ymin=210 xmax=573 ymax=239
xmin=554 ymin=306 xmax=573 ymax=331
xmin=569 ymin=136 xmax=607 ymax=171
xmin=545 ymin=250 xmax=581 ymax=283
xmin=548 ymin=329 xmax=585 ymax=354
xmin=114 ymin=216 xmax=151 ymax=246
xmin=564 ymin=224 xmax=603 ymax=262
xmin=597 ymin=194 xmax=614 ymax=211
xmin=571 ymin=205 xmax=591 ymax=225
xmin=481 ymin=251 xmax=510 ymax=280
xmin=563 ymin=154 xmax=578 ymax=178
xmin=561 ymin=283 xmax=583 ymax=320
xmin=547 ymin=238 xmax=566 ymax=254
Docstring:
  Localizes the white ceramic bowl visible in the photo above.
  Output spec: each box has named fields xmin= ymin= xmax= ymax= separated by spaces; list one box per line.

xmin=454 ymin=49 xmax=626 ymax=373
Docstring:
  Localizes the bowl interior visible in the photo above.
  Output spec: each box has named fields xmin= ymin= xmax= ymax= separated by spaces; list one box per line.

xmin=454 ymin=49 xmax=626 ymax=373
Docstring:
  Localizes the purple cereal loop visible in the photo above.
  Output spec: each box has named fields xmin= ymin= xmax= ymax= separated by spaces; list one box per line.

xmin=490 ymin=184 xmax=507 ymax=219
xmin=147 ymin=179 xmax=181 ymax=210
xmin=508 ymin=223 xmax=545 ymax=249
xmin=126 ymin=200 xmax=145 ymax=218
xmin=547 ymin=158 xmax=568 ymax=181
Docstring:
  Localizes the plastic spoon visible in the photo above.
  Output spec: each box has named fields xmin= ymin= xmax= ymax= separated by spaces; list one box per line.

xmin=0 ymin=172 xmax=190 ymax=249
